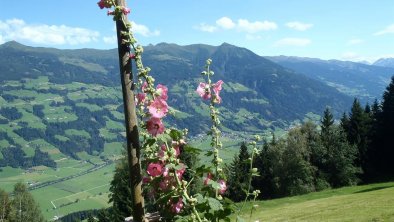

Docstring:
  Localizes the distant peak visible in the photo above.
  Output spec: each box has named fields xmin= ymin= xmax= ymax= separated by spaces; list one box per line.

xmin=0 ymin=41 xmax=26 ymax=49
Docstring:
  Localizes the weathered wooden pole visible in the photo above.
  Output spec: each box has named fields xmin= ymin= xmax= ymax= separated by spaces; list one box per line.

xmin=114 ymin=0 xmax=145 ymax=221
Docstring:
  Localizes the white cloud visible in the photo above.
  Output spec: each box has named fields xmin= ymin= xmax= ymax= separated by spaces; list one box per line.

xmin=103 ymin=35 xmax=117 ymax=44
xmin=374 ymin=24 xmax=394 ymax=36
xmin=0 ymin=35 xmax=4 ymax=44
xmin=341 ymin=52 xmax=394 ymax=63
xmin=195 ymin=23 xmax=217 ymax=32
xmin=0 ymin=19 xmax=99 ymax=45
xmin=196 ymin=17 xmax=277 ymax=34
xmin=245 ymin=34 xmax=262 ymax=41
xmin=131 ymin=21 xmax=160 ymax=37
xmin=274 ymin=38 xmax=311 ymax=47
xmin=216 ymin=17 xmax=236 ymax=29
xmin=347 ymin=38 xmax=363 ymax=45
xmin=286 ymin=21 xmax=313 ymax=31
xmin=237 ymin=19 xmax=277 ymax=33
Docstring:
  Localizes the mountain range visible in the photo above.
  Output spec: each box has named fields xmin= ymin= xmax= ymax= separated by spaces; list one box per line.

xmin=0 ymin=41 xmax=393 ymax=162
xmin=266 ymin=56 xmax=394 ymax=103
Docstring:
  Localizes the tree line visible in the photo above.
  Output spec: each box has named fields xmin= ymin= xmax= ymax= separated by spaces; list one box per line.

xmin=227 ymin=76 xmax=394 ymax=200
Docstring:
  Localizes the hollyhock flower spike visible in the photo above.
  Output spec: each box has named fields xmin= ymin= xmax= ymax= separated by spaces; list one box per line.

xmin=146 ymin=117 xmax=165 ymax=136
xmin=147 ymin=163 xmax=163 ymax=177
xmin=196 ymin=82 xmax=211 ymax=100
xmin=148 ymin=98 xmax=169 ymax=118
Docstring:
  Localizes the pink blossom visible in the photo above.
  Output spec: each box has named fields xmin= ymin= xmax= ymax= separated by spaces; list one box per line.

xmin=171 ymin=198 xmax=184 ymax=214
xmin=142 ymin=177 xmax=151 ymax=184
xmin=173 ymin=146 xmax=180 ymax=157
xmin=159 ymin=176 xmax=172 ymax=191
xmin=142 ymin=81 xmax=148 ymax=92
xmin=162 ymin=167 xmax=170 ymax=177
xmin=196 ymin=82 xmax=211 ymax=100
xmin=122 ymin=7 xmax=131 ymax=15
xmin=156 ymin=84 xmax=168 ymax=101
xmin=204 ymin=173 xmax=213 ymax=185
xmin=136 ymin=93 xmax=146 ymax=105
xmin=212 ymin=80 xmax=224 ymax=104
xmin=218 ymin=179 xmax=227 ymax=194
xmin=129 ymin=54 xmax=136 ymax=59
xmin=176 ymin=164 xmax=186 ymax=180
xmin=146 ymin=117 xmax=165 ymax=136
xmin=147 ymin=163 xmax=163 ymax=177
xmin=148 ymin=98 xmax=169 ymax=118
xmin=107 ymin=10 xmax=114 ymax=16
xmin=97 ymin=0 xmax=112 ymax=9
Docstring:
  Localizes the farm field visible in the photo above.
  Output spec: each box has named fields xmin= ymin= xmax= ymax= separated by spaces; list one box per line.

xmin=236 ymin=182 xmax=394 ymax=221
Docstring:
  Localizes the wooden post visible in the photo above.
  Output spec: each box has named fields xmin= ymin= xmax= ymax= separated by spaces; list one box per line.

xmin=115 ymin=0 xmax=146 ymax=221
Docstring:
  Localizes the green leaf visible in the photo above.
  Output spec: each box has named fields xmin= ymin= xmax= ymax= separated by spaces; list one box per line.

xmin=183 ymin=145 xmax=202 ymax=154
xmin=236 ymin=216 xmax=246 ymax=222
xmin=169 ymin=129 xmax=183 ymax=141
xmin=207 ymin=197 xmax=223 ymax=211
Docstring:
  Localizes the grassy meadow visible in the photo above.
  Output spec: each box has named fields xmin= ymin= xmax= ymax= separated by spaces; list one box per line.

xmin=236 ymin=182 xmax=394 ymax=221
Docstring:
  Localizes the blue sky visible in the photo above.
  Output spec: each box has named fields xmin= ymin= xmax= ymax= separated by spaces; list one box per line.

xmin=0 ymin=0 xmax=393 ymax=62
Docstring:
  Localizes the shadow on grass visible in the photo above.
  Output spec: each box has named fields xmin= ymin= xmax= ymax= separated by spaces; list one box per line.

xmin=354 ymin=185 xmax=394 ymax=194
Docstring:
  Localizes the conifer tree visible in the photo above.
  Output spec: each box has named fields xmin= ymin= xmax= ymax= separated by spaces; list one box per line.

xmin=372 ymin=76 xmax=394 ymax=176
xmin=0 ymin=188 xmax=11 ymax=222
xmin=226 ymin=142 xmax=250 ymax=202
xmin=346 ymin=98 xmax=372 ymax=174
xmin=9 ymin=182 xmax=44 ymax=222
xmin=321 ymin=107 xmax=334 ymax=137
xmin=108 ymin=157 xmax=133 ymax=222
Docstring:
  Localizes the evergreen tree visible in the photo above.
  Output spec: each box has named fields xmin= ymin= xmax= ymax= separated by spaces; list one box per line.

xmin=108 ymin=157 xmax=133 ymax=222
xmin=345 ymin=98 xmax=372 ymax=175
xmin=226 ymin=142 xmax=250 ymax=202
xmin=0 ymin=188 xmax=11 ymax=222
xmin=372 ymin=76 xmax=394 ymax=177
xmin=8 ymin=182 xmax=44 ymax=222
xmin=321 ymin=107 xmax=334 ymax=137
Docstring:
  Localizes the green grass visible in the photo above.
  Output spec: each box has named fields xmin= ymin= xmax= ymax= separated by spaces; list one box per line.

xmin=31 ymin=163 xmax=115 ymax=220
xmin=236 ymin=182 xmax=394 ymax=221
xmin=65 ymin=129 xmax=91 ymax=139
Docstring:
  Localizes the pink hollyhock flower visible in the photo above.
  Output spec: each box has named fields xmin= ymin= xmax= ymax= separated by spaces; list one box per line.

xmin=142 ymin=81 xmax=148 ymax=92
xmin=171 ymin=198 xmax=184 ymax=214
xmin=158 ymin=144 xmax=167 ymax=160
xmin=97 ymin=0 xmax=112 ymax=9
xmin=146 ymin=117 xmax=165 ymax=136
xmin=122 ymin=7 xmax=131 ymax=15
xmin=156 ymin=84 xmax=168 ymax=101
xmin=196 ymin=82 xmax=211 ymax=100
xmin=148 ymin=98 xmax=169 ymax=118
xmin=107 ymin=10 xmax=114 ymax=16
xmin=173 ymin=146 xmax=180 ymax=157
xmin=218 ymin=179 xmax=227 ymax=194
xmin=159 ymin=176 xmax=172 ymax=191
xmin=136 ymin=93 xmax=146 ymax=105
xmin=147 ymin=163 xmax=163 ymax=177
xmin=176 ymin=164 xmax=186 ymax=179
xmin=204 ymin=173 xmax=212 ymax=185
xmin=162 ymin=167 xmax=170 ymax=177
xmin=212 ymin=80 xmax=224 ymax=104
xmin=142 ymin=177 xmax=151 ymax=184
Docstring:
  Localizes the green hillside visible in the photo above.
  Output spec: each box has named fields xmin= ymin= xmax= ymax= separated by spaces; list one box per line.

xmin=237 ymin=182 xmax=394 ymax=221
